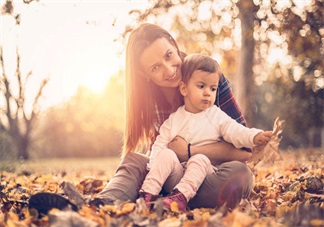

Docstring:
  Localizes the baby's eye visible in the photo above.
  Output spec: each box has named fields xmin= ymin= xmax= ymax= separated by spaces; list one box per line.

xmin=211 ymin=87 xmax=217 ymax=92
xmin=197 ymin=84 xmax=204 ymax=89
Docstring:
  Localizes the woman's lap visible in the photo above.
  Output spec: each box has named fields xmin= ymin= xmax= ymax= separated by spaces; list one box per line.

xmin=188 ymin=161 xmax=253 ymax=209
xmin=96 ymin=153 xmax=253 ymax=209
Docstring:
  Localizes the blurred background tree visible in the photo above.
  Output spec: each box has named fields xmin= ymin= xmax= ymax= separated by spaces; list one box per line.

xmin=1 ymin=0 xmax=323 ymax=160
xmin=0 ymin=47 xmax=48 ymax=160
xmin=32 ymin=72 xmax=124 ymax=158
xmin=125 ymin=0 xmax=323 ymax=149
xmin=1 ymin=0 xmax=48 ymax=160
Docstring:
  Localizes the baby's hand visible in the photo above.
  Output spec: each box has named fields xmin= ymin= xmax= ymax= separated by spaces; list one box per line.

xmin=253 ymin=131 xmax=272 ymax=146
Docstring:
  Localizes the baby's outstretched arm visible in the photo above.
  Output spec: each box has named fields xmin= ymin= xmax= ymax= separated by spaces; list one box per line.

xmin=253 ymin=131 xmax=272 ymax=146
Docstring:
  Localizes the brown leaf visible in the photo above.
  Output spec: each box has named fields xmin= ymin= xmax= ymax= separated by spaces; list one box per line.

xmin=61 ymin=181 xmax=85 ymax=208
xmin=247 ymin=117 xmax=285 ymax=169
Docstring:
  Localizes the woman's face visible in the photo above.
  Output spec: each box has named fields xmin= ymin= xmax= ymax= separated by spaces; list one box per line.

xmin=139 ymin=37 xmax=182 ymax=88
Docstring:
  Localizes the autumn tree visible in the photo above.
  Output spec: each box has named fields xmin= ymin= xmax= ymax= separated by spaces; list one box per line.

xmin=252 ymin=0 xmax=324 ymax=148
xmin=0 ymin=47 xmax=48 ymax=160
xmin=0 ymin=0 xmax=49 ymax=160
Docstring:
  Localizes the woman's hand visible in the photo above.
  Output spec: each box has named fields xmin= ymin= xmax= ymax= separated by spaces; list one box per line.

xmin=167 ymin=136 xmax=189 ymax=162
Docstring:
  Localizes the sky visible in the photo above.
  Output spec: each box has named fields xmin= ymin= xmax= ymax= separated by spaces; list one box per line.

xmin=1 ymin=0 xmax=150 ymax=110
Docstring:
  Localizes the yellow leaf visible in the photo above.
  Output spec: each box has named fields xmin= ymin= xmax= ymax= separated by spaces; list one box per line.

xmin=170 ymin=201 xmax=179 ymax=213
xmin=120 ymin=203 xmax=136 ymax=214
xmin=201 ymin=212 xmax=210 ymax=221
xmin=48 ymin=208 xmax=61 ymax=215
xmin=310 ymin=219 xmax=324 ymax=226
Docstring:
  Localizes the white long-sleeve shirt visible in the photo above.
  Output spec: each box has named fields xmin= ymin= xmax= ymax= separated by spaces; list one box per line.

xmin=149 ymin=105 xmax=262 ymax=166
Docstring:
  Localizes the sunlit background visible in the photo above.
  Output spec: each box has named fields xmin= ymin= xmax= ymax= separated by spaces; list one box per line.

xmin=0 ymin=0 xmax=323 ymax=161
xmin=1 ymin=0 xmax=150 ymax=109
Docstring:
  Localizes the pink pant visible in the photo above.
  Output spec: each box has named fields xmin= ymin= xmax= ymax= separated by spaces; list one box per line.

xmin=141 ymin=149 xmax=214 ymax=201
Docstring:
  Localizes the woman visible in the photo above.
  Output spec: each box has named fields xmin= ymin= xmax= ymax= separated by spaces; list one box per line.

xmin=91 ymin=23 xmax=253 ymax=209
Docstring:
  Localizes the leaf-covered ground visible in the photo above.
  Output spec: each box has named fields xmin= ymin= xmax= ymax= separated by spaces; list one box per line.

xmin=1 ymin=149 xmax=323 ymax=227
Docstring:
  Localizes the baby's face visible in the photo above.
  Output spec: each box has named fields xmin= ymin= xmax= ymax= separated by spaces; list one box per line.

xmin=182 ymin=70 xmax=219 ymax=113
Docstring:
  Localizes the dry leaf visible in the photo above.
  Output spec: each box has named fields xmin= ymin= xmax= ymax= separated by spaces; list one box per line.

xmin=248 ymin=117 xmax=285 ymax=169
xmin=170 ymin=201 xmax=180 ymax=213
xmin=1 ymin=147 xmax=323 ymax=227
xmin=120 ymin=202 xmax=136 ymax=214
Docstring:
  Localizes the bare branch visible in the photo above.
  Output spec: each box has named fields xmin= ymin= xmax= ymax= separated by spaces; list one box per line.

xmin=0 ymin=46 xmax=5 ymax=78
xmin=0 ymin=46 xmax=14 ymax=131
xmin=16 ymin=48 xmax=25 ymax=110
xmin=22 ymin=0 xmax=37 ymax=4
xmin=31 ymin=78 xmax=49 ymax=120
xmin=25 ymin=70 xmax=32 ymax=83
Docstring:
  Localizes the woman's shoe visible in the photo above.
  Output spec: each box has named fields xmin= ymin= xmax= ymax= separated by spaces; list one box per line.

xmin=28 ymin=192 xmax=78 ymax=218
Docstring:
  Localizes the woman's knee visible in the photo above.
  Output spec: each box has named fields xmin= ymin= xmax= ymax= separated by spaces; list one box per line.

xmin=217 ymin=161 xmax=252 ymax=179
xmin=188 ymin=161 xmax=253 ymax=209
xmin=216 ymin=161 xmax=253 ymax=207
xmin=218 ymin=161 xmax=253 ymax=189
xmin=118 ymin=152 xmax=149 ymax=180
xmin=226 ymin=160 xmax=252 ymax=174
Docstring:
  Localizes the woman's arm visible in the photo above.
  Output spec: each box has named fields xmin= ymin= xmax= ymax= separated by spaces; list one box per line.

xmin=168 ymin=136 xmax=251 ymax=165
xmin=191 ymin=142 xmax=252 ymax=166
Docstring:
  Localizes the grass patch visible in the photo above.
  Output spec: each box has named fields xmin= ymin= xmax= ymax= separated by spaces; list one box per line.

xmin=0 ymin=156 xmax=121 ymax=179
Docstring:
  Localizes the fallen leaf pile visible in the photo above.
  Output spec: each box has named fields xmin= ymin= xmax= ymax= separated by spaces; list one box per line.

xmin=1 ymin=116 xmax=323 ymax=227
xmin=1 ymin=148 xmax=323 ymax=227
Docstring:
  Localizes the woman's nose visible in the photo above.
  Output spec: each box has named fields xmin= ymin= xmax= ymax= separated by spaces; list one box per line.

xmin=163 ymin=64 xmax=174 ymax=76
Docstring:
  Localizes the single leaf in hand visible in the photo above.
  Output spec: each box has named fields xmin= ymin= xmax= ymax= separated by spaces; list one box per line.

xmin=247 ymin=117 xmax=285 ymax=169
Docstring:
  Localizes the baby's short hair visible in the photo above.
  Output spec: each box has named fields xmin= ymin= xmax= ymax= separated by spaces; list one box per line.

xmin=181 ymin=53 xmax=222 ymax=84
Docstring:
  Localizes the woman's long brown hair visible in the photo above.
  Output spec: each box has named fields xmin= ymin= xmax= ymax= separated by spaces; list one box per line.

xmin=124 ymin=23 xmax=180 ymax=155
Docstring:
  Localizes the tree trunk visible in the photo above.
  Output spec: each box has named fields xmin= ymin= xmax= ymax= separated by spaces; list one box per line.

xmin=236 ymin=0 xmax=257 ymax=126
xmin=17 ymin=135 xmax=29 ymax=160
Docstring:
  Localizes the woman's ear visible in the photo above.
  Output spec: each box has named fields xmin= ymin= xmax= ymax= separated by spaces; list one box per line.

xmin=179 ymin=81 xmax=187 ymax=96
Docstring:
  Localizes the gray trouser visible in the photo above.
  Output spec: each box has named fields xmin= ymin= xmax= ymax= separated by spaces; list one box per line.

xmin=96 ymin=152 xmax=253 ymax=209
